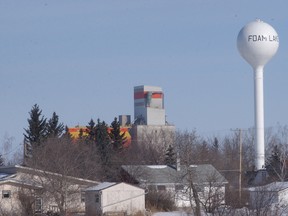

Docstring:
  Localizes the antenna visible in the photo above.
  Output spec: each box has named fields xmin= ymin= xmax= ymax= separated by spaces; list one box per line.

xmin=237 ymin=19 xmax=279 ymax=170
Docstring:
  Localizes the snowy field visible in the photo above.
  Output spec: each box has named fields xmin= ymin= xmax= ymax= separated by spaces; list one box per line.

xmin=152 ymin=206 xmax=288 ymax=216
xmin=153 ymin=212 xmax=188 ymax=216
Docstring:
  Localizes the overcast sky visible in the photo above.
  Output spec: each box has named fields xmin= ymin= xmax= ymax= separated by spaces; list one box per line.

xmin=1 ymin=0 xmax=288 ymax=156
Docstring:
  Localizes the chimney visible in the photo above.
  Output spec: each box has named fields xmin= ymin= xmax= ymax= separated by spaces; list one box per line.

xmin=176 ymin=152 xmax=180 ymax=171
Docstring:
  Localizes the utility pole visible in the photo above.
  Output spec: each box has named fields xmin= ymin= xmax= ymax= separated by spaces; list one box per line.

xmin=239 ymin=128 xmax=242 ymax=205
xmin=231 ymin=128 xmax=243 ymax=206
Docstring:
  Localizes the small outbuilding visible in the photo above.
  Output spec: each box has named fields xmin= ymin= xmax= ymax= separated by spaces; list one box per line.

xmin=85 ymin=182 xmax=145 ymax=216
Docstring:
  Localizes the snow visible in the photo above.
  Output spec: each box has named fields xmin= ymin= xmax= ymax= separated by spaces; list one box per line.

xmin=153 ymin=212 xmax=187 ymax=216
xmin=0 ymin=173 xmax=8 ymax=179
xmin=152 ymin=207 xmax=288 ymax=216
xmin=147 ymin=165 xmax=167 ymax=169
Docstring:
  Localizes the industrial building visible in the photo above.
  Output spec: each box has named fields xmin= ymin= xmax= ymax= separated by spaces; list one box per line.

xmin=131 ymin=85 xmax=175 ymax=148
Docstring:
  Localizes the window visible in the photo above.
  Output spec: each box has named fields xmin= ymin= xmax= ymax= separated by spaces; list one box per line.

xmin=81 ymin=191 xmax=85 ymax=202
xmin=157 ymin=185 xmax=166 ymax=191
xmin=95 ymin=193 xmax=100 ymax=203
xmin=148 ymin=185 xmax=156 ymax=191
xmin=35 ymin=197 xmax=43 ymax=213
xmin=49 ymin=205 xmax=59 ymax=212
xmin=175 ymin=184 xmax=184 ymax=191
xmin=195 ymin=185 xmax=204 ymax=192
xmin=2 ymin=190 xmax=11 ymax=199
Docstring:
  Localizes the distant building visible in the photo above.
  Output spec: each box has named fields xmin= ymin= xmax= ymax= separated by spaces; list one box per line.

xmin=134 ymin=85 xmax=165 ymax=125
xmin=85 ymin=182 xmax=145 ymax=215
xmin=67 ymin=85 xmax=175 ymax=149
xmin=68 ymin=123 xmax=132 ymax=147
xmin=132 ymin=85 xmax=175 ymax=148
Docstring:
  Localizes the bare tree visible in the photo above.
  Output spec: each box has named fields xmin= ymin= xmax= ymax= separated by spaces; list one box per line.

xmin=28 ymin=136 xmax=101 ymax=180
xmin=265 ymin=125 xmax=288 ymax=182
xmin=123 ymin=127 xmax=175 ymax=165
xmin=24 ymin=136 xmax=99 ymax=215
xmin=1 ymin=133 xmax=16 ymax=166
xmin=17 ymin=187 xmax=38 ymax=216
xmin=198 ymin=171 xmax=226 ymax=214
xmin=175 ymin=130 xmax=201 ymax=164
xmin=174 ymin=130 xmax=204 ymax=215
xmin=186 ymin=166 xmax=201 ymax=216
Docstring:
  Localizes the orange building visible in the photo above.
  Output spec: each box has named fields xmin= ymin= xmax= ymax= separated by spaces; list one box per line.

xmin=68 ymin=126 xmax=131 ymax=147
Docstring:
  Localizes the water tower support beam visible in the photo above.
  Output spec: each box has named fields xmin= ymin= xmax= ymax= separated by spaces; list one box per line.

xmin=254 ymin=66 xmax=265 ymax=170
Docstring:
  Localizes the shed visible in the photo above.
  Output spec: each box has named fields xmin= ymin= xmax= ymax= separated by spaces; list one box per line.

xmin=85 ymin=182 xmax=145 ymax=215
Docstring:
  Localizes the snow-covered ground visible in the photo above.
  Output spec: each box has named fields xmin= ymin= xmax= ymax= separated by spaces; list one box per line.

xmin=152 ymin=206 xmax=288 ymax=216
xmin=153 ymin=212 xmax=188 ymax=216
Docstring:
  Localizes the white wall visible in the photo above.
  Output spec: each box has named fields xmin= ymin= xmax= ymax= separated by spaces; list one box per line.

xmin=0 ymin=184 xmax=22 ymax=215
xmin=133 ymin=125 xmax=175 ymax=146
xmin=0 ymin=167 xmax=96 ymax=215
xmin=134 ymin=85 xmax=166 ymax=126
xmin=277 ymin=188 xmax=288 ymax=204
xmin=165 ymin=184 xmax=226 ymax=208
xmin=86 ymin=183 xmax=145 ymax=215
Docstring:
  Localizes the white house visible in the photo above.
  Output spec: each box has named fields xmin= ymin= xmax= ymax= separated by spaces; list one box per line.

xmin=85 ymin=182 xmax=145 ymax=216
xmin=248 ymin=181 xmax=288 ymax=209
xmin=121 ymin=164 xmax=228 ymax=209
xmin=0 ymin=165 xmax=98 ymax=215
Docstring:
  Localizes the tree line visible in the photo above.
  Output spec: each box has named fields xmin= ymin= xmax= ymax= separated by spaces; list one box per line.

xmin=22 ymin=104 xmax=128 ymax=182
xmin=20 ymin=104 xmax=288 ymax=186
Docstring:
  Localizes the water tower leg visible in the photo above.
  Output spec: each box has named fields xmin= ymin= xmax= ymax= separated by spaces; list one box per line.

xmin=254 ymin=67 xmax=265 ymax=170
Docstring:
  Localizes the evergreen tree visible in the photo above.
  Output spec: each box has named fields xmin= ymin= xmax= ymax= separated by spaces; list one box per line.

xmin=165 ymin=145 xmax=176 ymax=166
xmin=110 ymin=117 xmax=126 ymax=151
xmin=46 ymin=112 xmax=64 ymax=138
xmin=62 ymin=126 xmax=72 ymax=139
xmin=210 ymin=137 xmax=220 ymax=166
xmin=24 ymin=104 xmax=47 ymax=147
xmin=95 ymin=119 xmax=111 ymax=163
xmin=86 ymin=119 xmax=97 ymax=143
xmin=78 ymin=128 xmax=84 ymax=139
xmin=0 ymin=154 xmax=4 ymax=166
xmin=213 ymin=137 xmax=219 ymax=150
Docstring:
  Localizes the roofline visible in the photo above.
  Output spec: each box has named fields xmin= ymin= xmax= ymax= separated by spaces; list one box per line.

xmin=0 ymin=179 xmax=43 ymax=189
xmin=121 ymin=164 xmax=228 ymax=184
xmin=86 ymin=182 xmax=120 ymax=191
xmin=86 ymin=182 xmax=145 ymax=191
xmin=14 ymin=165 xmax=99 ymax=185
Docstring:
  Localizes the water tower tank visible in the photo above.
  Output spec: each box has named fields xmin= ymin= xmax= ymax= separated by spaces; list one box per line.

xmin=237 ymin=19 xmax=279 ymax=69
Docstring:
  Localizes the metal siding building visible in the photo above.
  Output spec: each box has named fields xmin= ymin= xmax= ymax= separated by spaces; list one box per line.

xmin=134 ymin=85 xmax=165 ymax=126
xmin=85 ymin=182 xmax=145 ymax=215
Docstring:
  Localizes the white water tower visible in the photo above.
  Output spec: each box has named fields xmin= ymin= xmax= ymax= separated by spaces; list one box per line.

xmin=237 ymin=19 xmax=279 ymax=170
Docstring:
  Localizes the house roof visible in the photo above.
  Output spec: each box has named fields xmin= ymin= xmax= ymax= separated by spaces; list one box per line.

xmin=86 ymin=182 xmax=117 ymax=191
xmin=86 ymin=182 xmax=145 ymax=192
xmin=122 ymin=164 xmax=228 ymax=185
xmin=0 ymin=165 xmax=99 ymax=188
xmin=0 ymin=179 xmax=43 ymax=189
xmin=0 ymin=173 xmax=14 ymax=179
